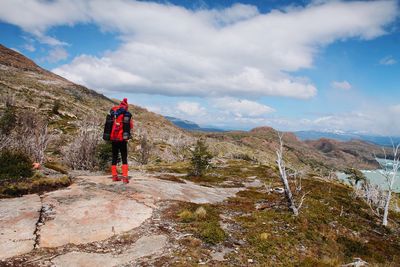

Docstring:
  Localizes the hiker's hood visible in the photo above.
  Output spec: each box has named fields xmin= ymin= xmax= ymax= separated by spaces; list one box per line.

xmin=119 ymin=98 xmax=128 ymax=110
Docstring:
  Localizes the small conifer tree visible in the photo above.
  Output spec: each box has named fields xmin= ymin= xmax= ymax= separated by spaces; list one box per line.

xmin=190 ymin=139 xmax=212 ymax=177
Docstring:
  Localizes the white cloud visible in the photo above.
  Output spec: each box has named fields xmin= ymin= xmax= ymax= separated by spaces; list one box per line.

xmin=23 ymin=43 xmax=35 ymax=52
xmin=379 ymin=55 xmax=397 ymax=65
xmin=0 ymin=0 xmax=398 ymax=98
xmin=331 ymin=80 xmax=352 ymax=90
xmin=213 ymin=97 xmax=275 ymax=118
xmin=0 ymin=0 xmax=86 ymax=45
xmin=142 ymin=97 xmax=400 ymax=135
xmin=42 ymin=47 xmax=68 ymax=63
xmin=261 ymin=104 xmax=400 ymax=136
xmin=177 ymin=101 xmax=207 ymax=116
xmin=53 ymin=55 xmax=149 ymax=91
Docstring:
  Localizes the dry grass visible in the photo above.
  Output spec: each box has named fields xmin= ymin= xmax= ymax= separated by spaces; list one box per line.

xmin=0 ymin=174 xmax=71 ymax=198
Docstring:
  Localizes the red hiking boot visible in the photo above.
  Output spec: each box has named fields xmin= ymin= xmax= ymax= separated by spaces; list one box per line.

xmin=111 ymin=165 xmax=120 ymax=181
xmin=122 ymin=164 xmax=129 ymax=184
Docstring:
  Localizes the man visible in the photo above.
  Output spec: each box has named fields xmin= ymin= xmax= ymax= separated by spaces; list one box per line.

xmin=109 ymin=98 xmax=133 ymax=183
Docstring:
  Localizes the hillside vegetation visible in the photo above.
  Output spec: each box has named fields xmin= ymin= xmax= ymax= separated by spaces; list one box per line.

xmin=1 ymin=44 xmax=399 ymax=266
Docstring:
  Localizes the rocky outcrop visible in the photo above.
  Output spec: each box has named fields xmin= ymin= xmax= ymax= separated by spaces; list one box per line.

xmin=52 ymin=235 xmax=168 ymax=267
xmin=38 ymin=183 xmax=153 ymax=248
xmin=0 ymin=194 xmax=42 ymax=260
xmin=1 ymin=171 xmax=242 ymax=263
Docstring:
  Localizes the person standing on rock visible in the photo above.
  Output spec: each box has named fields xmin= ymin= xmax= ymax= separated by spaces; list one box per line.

xmin=103 ymin=98 xmax=134 ymax=183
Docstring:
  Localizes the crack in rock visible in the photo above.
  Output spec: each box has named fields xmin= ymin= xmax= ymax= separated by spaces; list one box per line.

xmin=52 ymin=235 xmax=168 ymax=267
xmin=33 ymin=196 xmax=44 ymax=249
xmin=0 ymin=194 xmax=42 ymax=260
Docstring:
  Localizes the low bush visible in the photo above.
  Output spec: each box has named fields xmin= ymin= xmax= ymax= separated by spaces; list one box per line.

xmin=177 ymin=204 xmax=226 ymax=245
xmin=96 ymin=141 xmax=113 ymax=171
xmin=233 ymin=153 xmax=254 ymax=162
xmin=44 ymin=161 xmax=68 ymax=174
xmin=178 ymin=209 xmax=195 ymax=223
xmin=199 ymin=221 xmax=226 ymax=245
xmin=0 ymin=175 xmax=71 ymax=197
xmin=194 ymin=206 xmax=207 ymax=219
xmin=63 ymin=120 xmax=101 ymax=170
xmin=52 ymin=99 xmax=61 ymax=115
xmin=0 ymin=150 xmax=33 ymax=181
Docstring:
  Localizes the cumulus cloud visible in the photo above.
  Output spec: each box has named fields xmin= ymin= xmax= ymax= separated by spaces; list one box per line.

xmin=42 ymin=47 xmax=68 ymax=63
xmin=0 ymin=0 xmax=397 ymax=98
xmin=331 ymin=80 xmax=352 ymax=90
xmin=260 ymin=104 xmax=400 ymax=136
xmin=177 ymin=101 xmax=207 ymax=116
xmin=142 ymin=97 xmax=275 ymax=129
xmin=54 ymin=55 xmax=149 ymax=91
xmin=213 ymin=97 xmax=275 ymax=118
xmin=379 ymin=55 xmax=397 ymax=65
xmin=0 ymin=0 xmax=86 ymax=45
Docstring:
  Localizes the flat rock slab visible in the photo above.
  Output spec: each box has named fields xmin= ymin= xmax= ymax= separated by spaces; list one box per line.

xmin=0 ymin=194 xmax=41 ymax=260
xmin=52 ymin=234 xmax=168 ymax=267
xmin=82 ymin=175 xmax=242 ymax=204
xmin=39 ymin=184 xmax=153 ymax=248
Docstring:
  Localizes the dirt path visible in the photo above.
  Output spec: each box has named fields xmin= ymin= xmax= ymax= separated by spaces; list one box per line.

xmin=0 ymin=172 xmax=245 ymax=266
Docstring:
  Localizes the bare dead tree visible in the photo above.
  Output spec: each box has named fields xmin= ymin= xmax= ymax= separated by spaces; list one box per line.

xmin=354 ymin=179 xmax=385 ymax=217
xmin=17 ymin=113 xmax=50 ymax=164
xmin=2 ymin=93 xmax=15 ymax=108
xmin=137 ymin=134 xmax=152 ymax=165
xmin=63 ymin=119 xmax=101 ymax=170
xmin=288 ymin=169 xmax=304 ymax=193
xmin=1 ymin=110 xmax=50 ymax=163
xmin=276 ymin=132 xmax=307 ymax=216
xmin=376 ymin=142 xmax=400 ymax=226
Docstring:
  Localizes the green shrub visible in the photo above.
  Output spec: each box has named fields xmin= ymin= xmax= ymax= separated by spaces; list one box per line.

xmin=0 ymin=150 xmax=33 ymax=181
xmin=337 ymin=236 xmax=370 ymax=258
xmin=178 ymin=209 xmax=195 ymax=223
xmin=52 ymin=99 xmax=61 ymax=114
xmin=189 ymin=139 xmax=213 ymax=177
xmin=233 ymin=153 xmax=254 ymax=161
xmin=0 ymin=107 xmax=16 ymax=135
xmin=96 ymin=141 xmax=113 ymax=171
xmin=177 ymin=204 xmax=226 ymax=245
xmin=199 ymin=221 xmax=226 ymax=245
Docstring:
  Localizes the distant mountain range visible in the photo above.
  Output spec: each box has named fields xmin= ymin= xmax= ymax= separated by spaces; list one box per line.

xmin=295 ymin=130 xmax=400 ymax=147
xmin=165 ymin=116 xmax=225 ymax=132
xmin=165 ymin=115 xmax=400 ymax=147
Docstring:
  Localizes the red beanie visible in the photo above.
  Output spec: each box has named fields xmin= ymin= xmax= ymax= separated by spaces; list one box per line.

xmin=120 ymin=98 xmax=128 ymax=109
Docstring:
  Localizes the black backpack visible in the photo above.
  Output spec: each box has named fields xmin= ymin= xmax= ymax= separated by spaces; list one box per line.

xmin=103 ymin=108 xmax=132 ymax=141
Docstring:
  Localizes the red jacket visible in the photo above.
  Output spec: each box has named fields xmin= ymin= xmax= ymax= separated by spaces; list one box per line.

xmin=110 ymin=99 xmax=134 ymax=141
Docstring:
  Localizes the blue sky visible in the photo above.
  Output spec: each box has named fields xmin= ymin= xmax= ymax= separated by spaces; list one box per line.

xmin=0 ymin=0 xmax=399 ymax=134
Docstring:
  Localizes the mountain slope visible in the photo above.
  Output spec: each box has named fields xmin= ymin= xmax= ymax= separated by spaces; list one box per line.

xmin=0 ymin=44 xmax=382 ymax=170
xmin=296 ymin=130 xmax=400 ymax=147
xmin=0 ymin=44 xmax=193 ymax=162
xmin=204 ymin=126 xmax=380 ymax=171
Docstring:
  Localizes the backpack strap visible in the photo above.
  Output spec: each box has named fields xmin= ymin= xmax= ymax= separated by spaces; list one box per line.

xmin=110 ymin=108 xmax=126 ymax=118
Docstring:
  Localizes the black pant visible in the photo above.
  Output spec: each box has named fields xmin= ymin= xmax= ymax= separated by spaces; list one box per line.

xmin=112 ymin=141 xmax=128 ymax=165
